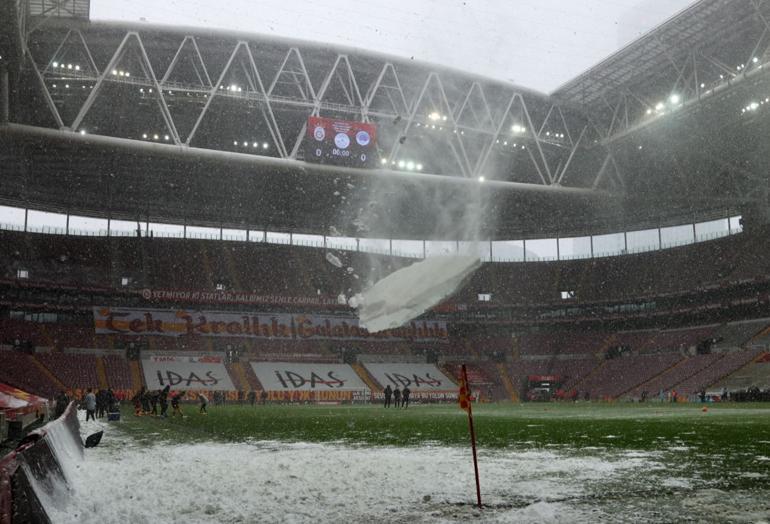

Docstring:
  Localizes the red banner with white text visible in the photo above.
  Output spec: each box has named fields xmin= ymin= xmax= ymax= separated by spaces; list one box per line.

xmin=92 ymin=306 xmax=448 ymax=342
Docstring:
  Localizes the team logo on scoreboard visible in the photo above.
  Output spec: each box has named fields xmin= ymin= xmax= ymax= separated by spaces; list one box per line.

xmin=313 ymin=126 xmax=326 ymax=141
xmin=334 ymin=132 xmax=351 ymax=149
xmin=355 ymin=130 xmax=371 ymax=146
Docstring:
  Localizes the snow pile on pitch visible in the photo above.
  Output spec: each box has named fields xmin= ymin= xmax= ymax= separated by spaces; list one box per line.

xmin=354 ymin=255 xmax=480 ymax=332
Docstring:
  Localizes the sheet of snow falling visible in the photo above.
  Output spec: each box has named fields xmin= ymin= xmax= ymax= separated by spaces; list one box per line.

xmin=354 ymin=255 xmax=481 ymax=333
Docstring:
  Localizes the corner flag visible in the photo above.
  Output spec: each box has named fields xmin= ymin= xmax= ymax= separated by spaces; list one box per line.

xmin=459 ymin=364 xmax=482 ymax=508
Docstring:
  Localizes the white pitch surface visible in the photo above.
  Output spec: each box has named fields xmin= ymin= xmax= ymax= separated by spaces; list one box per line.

xmin=363 ymin=363 xmax=456 ymax=391
xmin=250 ymin=362 xmax=369 ymax=391
xmin=39 ymin=413 xmax=637 ymax=524
xmin=39 ymin=411 xmax=770 ymax=523
xmin=142 ymin=359 xmax=235 ymax=391
xmin=355 ymin=255 xmax=480 ymax=332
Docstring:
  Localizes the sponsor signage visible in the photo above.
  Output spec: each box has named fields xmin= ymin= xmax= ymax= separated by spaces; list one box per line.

xmin=250 ymin=362 xmax=369 ymax=392
xmin=138 ymin=288 xmax=339 ymax=307
xmin=363 ymin=363 xmax=457 ymax=392
xmin=305 ymin=116 xmax=377 ymax=168
xmin=142 ymin=358 xmax=235 ymax=391
xmin=93 ymin=307 xmax=448 ymax=342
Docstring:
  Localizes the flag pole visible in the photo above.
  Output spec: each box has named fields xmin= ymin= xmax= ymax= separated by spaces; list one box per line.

xmin=461 ymin=364 xmax=482 ymax=508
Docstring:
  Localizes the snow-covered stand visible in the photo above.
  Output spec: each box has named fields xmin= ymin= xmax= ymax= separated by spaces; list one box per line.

xmin=0 ymin=403 xmax=83 ymax=524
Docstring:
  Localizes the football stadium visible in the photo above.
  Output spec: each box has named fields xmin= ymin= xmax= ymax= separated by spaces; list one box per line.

xmin=1 ymin=0 xmax=770 ymax=522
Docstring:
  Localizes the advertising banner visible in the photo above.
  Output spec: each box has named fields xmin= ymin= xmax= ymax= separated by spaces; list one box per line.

xmin=93 ymin=307 xmax=448 ymax=342
xmin=363 ymin=363 xmax=457 ymax=392
xmin=250 ymin=362 xmax=369 ymax=392
xmin=141 ymin=357 xmax=235 ymax=391
xmin=138 ymin=288 xmax=339 ymax=307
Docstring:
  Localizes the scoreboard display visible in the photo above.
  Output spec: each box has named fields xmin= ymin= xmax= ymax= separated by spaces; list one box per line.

xmin=305 ymin=116 xmax=377 ymax=168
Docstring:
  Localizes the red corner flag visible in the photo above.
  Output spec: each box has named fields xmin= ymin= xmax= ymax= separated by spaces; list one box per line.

xmin=459 ymin=364 xmax=482 ymax=508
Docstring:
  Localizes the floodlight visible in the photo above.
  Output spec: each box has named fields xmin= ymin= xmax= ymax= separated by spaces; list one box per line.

xmin=669 ymin=94 xmax=681 ymax=105
xmin=164 ymin=135 xmax=170 ymax=141
xmin=416 ymin=163 xmax=423 ymax=171
xmin=406 ymin=161 xmax=415 ymax=170
xmin=75 ymin=65 xmax=80 ymax=71
xmin=67 ymin=64 xmax=72 ymax=69
xmin=381 ymin=158 xmax=387 ymax=165
xmin=398 ymin=160 xmax=405 ymax=168
xmin=79 ymin=130 xmax=86 ymax=135
xmin=153 ymin=134 xmax=159 ymax=140
xmin=429 ymin=112 xmax=440 ymax=121
xmin=262 ymin=142 xmax=269 ymax=149
xmin=478 ymin=176 xmax=485 ymax=183
xmin=142 ymin=133 xmax=148 ymax=139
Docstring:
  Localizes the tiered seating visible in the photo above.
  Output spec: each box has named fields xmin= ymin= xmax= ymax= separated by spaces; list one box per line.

xmin=711 ymin=350 xmax=770 ymax=391
xmin=713 ymin=320 xmax=770 ymax=348
xmin=0 ymin=350 xmax=59 ymax=398
xmin=641 ymin=327 xmax=716 ymax=353
xmin=36 ymin=353 xmax=100 ymax=390
xmin=749 ymin=326 xmax=770 ymax=349
xmin=518 ymin=332 xmax=607 ymax=356
xmin=574 ymin=353 xmax=683 ymax=399
xmin=679 ymin=349 xmax=765 ymax=394
xmin=102 ymin=354 xmax=133 ymax=389
xmin=625 ymin=352 xmax=724 ymax=399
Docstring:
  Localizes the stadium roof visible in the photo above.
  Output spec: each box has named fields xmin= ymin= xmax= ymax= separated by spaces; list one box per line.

xmin=90 ymin=0 xmax=697 ymax=94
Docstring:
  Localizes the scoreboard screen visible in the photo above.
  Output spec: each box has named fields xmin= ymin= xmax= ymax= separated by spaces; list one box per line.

xmin=305 ymin=116 xmax=377 ymax=168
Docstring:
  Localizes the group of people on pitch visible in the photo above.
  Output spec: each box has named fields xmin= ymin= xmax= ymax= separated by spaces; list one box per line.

xmin=382 ymin=384 xmax=411 ymax=408
xmin=132 ymin=385 xmax=187 ymax=417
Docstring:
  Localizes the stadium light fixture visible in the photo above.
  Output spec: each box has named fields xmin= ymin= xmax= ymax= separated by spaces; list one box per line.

xmin=125 ymin=72 xmax=130 ymax=77
xmin=511 ymin=124 xmax=524 ymax=133
xmin=79 ymin=130 xmax=86 ymax=135
xmin=75 ymin=65 xmax=80 ymax=71
xmin=242 ymin=141 xmax=248 ymax=147
xmin=53 ymin=62 xmax=59 ymax=68
xmin=52 ymin=84 xmax=57 ymax=88
xmin=406 ymin=161 xmax=415 ymax=170
xmin=65 ymin=84 xmax=69 ymax=89
xmin=164 ymin=135 xmax=170 ymax=141
xmin=428 ymin=112 xmax=441 ymax=121
xmin=655 ymin=102 xmax=665 ymax=111
xmin=67 ymin=64 xmax=72 ymax=69
xmin=669 ymin=94 xmax=681 ymax=105
xmin=233 ymin=141 xmax=238 ymax=146
xmin=142 ymin=133 xmax=148 ymax=139
xmin=262 ymin=142 xmax=269 ymax=149
xmin=700 ymin=83 xmax=705 ymax=89
xmin=112 ymin=69 xmax=118 ymax=75
xmin=153 ymin=134 xmax=159 ymax=140
xmin=478 ymin=176 xmax=485 ymax=183
xmin=416 ymin=163 xmax=423 ymax=171
xmin=398 ymin=160 xmax=405 ymax=168
xmin=380 ymin=158 xmax=387 ymax=165
xmin=442 ymin=115 xmax=448 ymax=121
xmin=252 ymin=142 xmax=258 ymax=148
